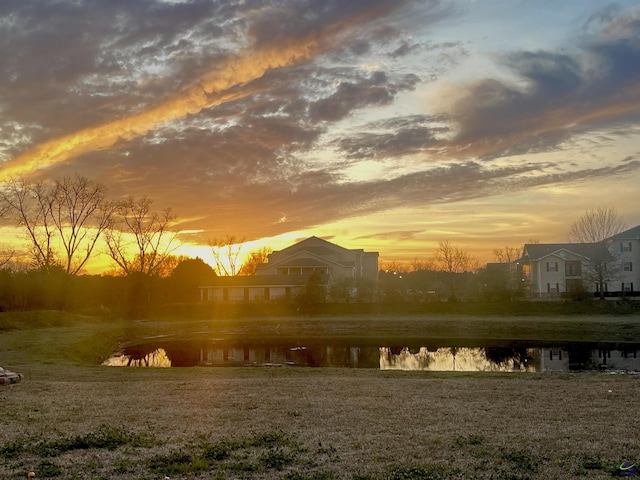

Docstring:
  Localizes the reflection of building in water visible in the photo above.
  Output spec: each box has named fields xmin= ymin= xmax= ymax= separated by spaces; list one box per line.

xmin=102 ymin=343 xmax=640 ymax=372
xmin=102 ymin=348 xmax=171 ymax=367
xmin=593 ymin=348 xmax=640 ymax=371
xmin=195 ymin=345 xmax=378 ymax=368
xmin=532 ymin=349 xmax=569 ymax=372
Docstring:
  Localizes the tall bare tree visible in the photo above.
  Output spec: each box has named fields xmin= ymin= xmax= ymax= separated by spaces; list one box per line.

xmin=50 ymin=174 xmax=114 ymax=274
xmin=0 ymin=200 xmax=13 ymax=268
xmin=104 ymin=196 xmax=178 ymax=276
xmin=434 ymin=240 xmax=478 ymax=299
xmin=568 ymin=206 xmax=626 ymax=243
xmin=568 ymin=207 xmax=626 ymax=296
xmin=209 ymin=235 xmax=245 ymax=276
xmin=434 ymin=240 xmax=478 ymax=274
xmin=1 ymin=178 xmax=56 ymax=271
xmin=0 ymin=175 xmax=113 ymax=274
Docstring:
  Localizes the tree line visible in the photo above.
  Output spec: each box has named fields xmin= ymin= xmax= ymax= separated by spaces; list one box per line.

xmin=0 ymin=173 xmax=630 ymax=311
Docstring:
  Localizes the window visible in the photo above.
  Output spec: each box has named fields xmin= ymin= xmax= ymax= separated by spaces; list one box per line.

xmin=623 ymin=262 xmax=633 ymax=272
xmin=565 ymin=261 xmax=581 ymax=276
xmin=621 ymin=242 xmax=632 ymax=252
xmin=546 ymin=261 xmax=558 ymax=272
xmin=547 ymin=283 xmax=559 ymax=293
xmin=622 ymin=282 xmax=634 ymax=292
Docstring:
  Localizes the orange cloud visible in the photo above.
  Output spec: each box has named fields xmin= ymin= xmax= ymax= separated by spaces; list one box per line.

xmin=0 ymin=39 xmax=323 ymax=182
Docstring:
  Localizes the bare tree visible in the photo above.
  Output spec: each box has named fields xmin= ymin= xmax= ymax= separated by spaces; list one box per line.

xmin=409 ymin=257 xmax=435 ymax=272
xmin=209 ymin=235 xmax=245 ymax=276
xmin=1 ymin=178 xmax=57 ymax=271
xmin=568 ymin=207 xmax=627 ymax=296
xmin=0 ymin=199 xmax=13 ymax=268
xmin=493 ymin=246 xmax=521 ymax=264
xmin=568 ymin=206 xmax=626 ymax=243
xmin=50 ymin=174 xmax=115 ymax=274
xmin=104 ymin=196 xmax=178 ymax=276
xmin=238 ymin=246 xmax=272 ymax=276
xmin=1 ymin=175 xmax=112 ymax=274
xmin=434 ymin=240 xmax=478 ymax=274
xmin=380 ymin=260 xmax=408 ymax=274
xmin=434 ymin=240 xmax=478 ymax=299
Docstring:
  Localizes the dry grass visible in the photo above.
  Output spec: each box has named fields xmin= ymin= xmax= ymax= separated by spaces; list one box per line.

xmin=1 ymin=312 xmax=640 ymax=479
xmin=1 ymin=366 xmax=639 ymax=479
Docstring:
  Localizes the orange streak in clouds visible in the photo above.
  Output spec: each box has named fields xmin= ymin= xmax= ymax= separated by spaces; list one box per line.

xmin=0 ymin=40 xmax=321 ymax=181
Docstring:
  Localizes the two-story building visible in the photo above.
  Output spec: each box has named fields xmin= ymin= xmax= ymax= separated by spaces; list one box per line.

xmin=517 ymin=225 xmax=640 ymax=298
xmin=609 ymin=225 xmax=640 ymax=294
xmin=199 ymin=236 xmax=379 ymax=302
xmin=517 ymin=243 xmax=602 ymax=298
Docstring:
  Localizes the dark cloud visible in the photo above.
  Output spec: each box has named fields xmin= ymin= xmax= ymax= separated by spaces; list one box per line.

xmin=309 ymin=71 xmax=420 ymax=122
xmin=443 ymin=8 xmax=640 ymax=160
xmin=1 ymin=1 xmax=639 ymax=249
xmin=334 ymin=114 xmax=449 ymax=159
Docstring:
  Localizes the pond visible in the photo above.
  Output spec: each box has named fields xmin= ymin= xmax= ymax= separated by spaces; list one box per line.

xmin=103 ymin=338 xmax=640 ymax=373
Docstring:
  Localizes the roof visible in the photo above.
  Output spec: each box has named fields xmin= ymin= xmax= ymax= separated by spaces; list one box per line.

xmin=199 ymin=274 xmax=331 ymax=288
xmin=270 ymin=236 xmax=357 ymax=258
xmin=610 ymin=225 xmax=640 ymax=240
xmin=521 ymin=243 xmax=610 ymax=261
xmin=271 ymin=257 xmax=354 ymax=268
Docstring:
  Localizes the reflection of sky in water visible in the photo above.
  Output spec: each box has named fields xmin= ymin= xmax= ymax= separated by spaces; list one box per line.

xmin=101 ymin=343 xmax=640 ymax=373
xmin=103 ymin=348 xmax=171 ymax=367
xmin=379 ymin=347 xmax=527 ymax=372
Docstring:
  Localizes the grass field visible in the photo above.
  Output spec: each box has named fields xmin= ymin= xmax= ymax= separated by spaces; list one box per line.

xmin=1 ymin=310 xmax=640 ymax=479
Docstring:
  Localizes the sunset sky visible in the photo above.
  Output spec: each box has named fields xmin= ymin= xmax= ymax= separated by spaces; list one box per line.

xmin=1 ymin=0 xmax=640 ymax=271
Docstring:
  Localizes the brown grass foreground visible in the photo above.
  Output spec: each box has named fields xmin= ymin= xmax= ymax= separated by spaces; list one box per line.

xmin=1 ymin=312 xmax=640 ymax=479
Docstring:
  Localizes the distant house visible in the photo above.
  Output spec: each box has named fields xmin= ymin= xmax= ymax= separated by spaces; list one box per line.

xmin=517 ymin=243 xmax=604 ymax=298
xmin=199 ymin=236 xmax=379 ymax=302
xmin=517 ymin=224 xmax=640 ymax=298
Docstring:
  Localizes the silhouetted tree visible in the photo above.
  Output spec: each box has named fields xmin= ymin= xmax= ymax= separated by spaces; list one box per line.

xmin=493 ymin=246 xmax=521 ymax=264
xmin=104 ymin=196 xmax=177 ymax=276
xmin=167 ymin=257 xmax=216 ymax=302
xmin=434 ymin=240 xmax=478 ymax=299
xmin=0 ymin=201 xmax=13 ymax=268
xmin=568 ymin=207 xmax=626 ymax=296
xmin=0 ymin=175 xmax=113 ymax=274
xmin=209 ymin=235 xmax=245 ymax=276
xmin=568 ymin=206 xmax=626 ymax=243
xmin=238 ymin=246 xmax=272 ymax=276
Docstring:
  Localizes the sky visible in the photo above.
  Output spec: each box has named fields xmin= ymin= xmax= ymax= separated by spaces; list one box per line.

xmin=1 ymin=0 xmax=640 ymax=272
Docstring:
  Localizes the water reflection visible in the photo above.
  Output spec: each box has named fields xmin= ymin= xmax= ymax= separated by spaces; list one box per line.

xmin=379 ymin=347 xmax=531 ymax=372
xmin=103 ymin=348 xmax=171 ymax=367
xmin=102 ymin=341 xmax=640 ymax=373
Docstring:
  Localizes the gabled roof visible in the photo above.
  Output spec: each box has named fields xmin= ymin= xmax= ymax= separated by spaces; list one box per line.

xmin=270 ymin=236 xmax=356 ymax=259
xmin=610 ymin=225 xmax=640 ymax=240
xmin=521 ymin=243 xmax=608 ymax=262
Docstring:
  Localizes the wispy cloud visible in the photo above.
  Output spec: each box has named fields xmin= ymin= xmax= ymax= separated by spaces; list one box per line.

xmin=0 ymin=1 xmax=639 ymax=257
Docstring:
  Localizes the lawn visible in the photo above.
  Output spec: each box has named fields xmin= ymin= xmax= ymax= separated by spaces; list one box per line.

xmin=1 ymin=310 xmax=640 ymax=479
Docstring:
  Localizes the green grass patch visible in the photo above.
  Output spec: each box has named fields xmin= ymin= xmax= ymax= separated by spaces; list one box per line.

xmin=147 ymin=430 xmax=305 ymax=477
xmin=387 ymin=463 xmax=451 ymax=479
xmin=454 ymin=433 xmax=485 ymax=447
xmin=0 ymin=425 xmax=155 ymax=459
